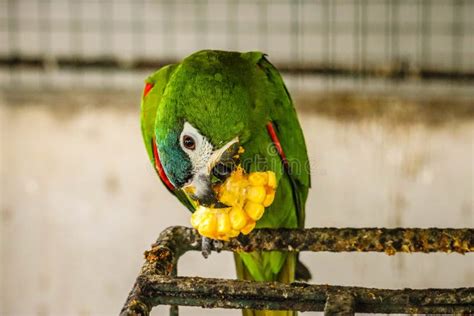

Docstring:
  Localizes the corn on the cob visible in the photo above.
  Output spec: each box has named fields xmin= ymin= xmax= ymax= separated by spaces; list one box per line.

xmin=189 ymin=167 xmax=277 ymax=240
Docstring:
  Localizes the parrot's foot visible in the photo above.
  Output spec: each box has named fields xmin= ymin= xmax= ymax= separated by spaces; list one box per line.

xmin=213 ymin=240 xmax=224 ymax=253
xmin=201 ymin=237 xmax=224 ymax=258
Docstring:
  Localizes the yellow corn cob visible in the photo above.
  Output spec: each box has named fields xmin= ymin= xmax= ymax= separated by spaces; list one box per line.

xmin=189 ymin=166 xmax=278 ymax=240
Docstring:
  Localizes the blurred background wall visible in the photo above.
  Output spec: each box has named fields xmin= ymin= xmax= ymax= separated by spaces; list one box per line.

xmin=0 ymin=0 xmax=473 ymax=315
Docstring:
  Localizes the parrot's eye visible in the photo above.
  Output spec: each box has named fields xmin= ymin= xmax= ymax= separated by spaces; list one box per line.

xmin=183 ymin=135 xmax=196 ymax=150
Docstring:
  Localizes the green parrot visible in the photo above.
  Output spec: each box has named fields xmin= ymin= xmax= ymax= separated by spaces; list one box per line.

xmin=140 ymin=50 xmax=310 ymax=316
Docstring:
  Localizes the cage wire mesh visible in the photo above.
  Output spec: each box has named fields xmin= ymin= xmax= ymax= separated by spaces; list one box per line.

xmin=0 ymin=0 xmax=473 ymax=94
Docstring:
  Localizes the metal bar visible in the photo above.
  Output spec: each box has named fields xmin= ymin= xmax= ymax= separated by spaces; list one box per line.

xmin=132 ymin=0 xmax=146 ymax=61
xmin=322 ymin=0 xmax=330 ymax=90
xmin=420 ymin=0 xmax=431 ymax=69
xmin=195 ymin=0 xmax=208 ymax=50
xmin=360 ymin=0 xmax=367 ymax=80
xmin=128 ymin=276 xmax=473 ymax=314
xmin=162 ymin=0 xmax=176 ymax=58
xmin=354 ymin=0 xmax=360 ymax=74
xmin=226 ymin=0 xmax=238 ymax=50
xmin=68 ymin=0 xmax=83 ymax=85
xmin=452 ymin=0 xmax=463 ymax=73
xmin=6 ymin=0 xmax=18 ymax=85
xmin=2 ymin=56 xmax=474 ymax=81
xmin=120 ymin=226 xmax=473 ymax=315
xmin=257 ymin=0 xmax=268 ymax=52
xmin=39 ymin=0 xmax=51 ymax=89
xmin=100 ymin=0 xmax=114 ymax=88
xmin=391 ymin=0 xmax=400 ymax=63
xmin=324 ymin=291 xmax=355 ymax=316
xmin=148 ymin=226 xmax=473 ymax=255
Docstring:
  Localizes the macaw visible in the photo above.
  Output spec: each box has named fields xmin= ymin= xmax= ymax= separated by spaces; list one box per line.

xmin=140 ymin=50 xmax=310 ymax=316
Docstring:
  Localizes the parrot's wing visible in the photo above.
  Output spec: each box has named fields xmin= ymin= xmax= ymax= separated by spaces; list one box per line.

xmin=141 ymin=65 xmax=176 ymax=164
xmin=141 ymin=64 xmax=196 ymax=212
xmin=235 ymin=53 xmax=311 ymax=285
xmin=253 ymin=53 xmax=311 ymax=228
xmin=257 ymin=55 xmax=312 ymax=281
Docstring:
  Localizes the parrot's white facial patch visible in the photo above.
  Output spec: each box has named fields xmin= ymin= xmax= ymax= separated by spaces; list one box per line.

xmin=179 ymin=122 xmax=214 ymax=176
xmin=180 ymin=121 xmax=239 ymax=206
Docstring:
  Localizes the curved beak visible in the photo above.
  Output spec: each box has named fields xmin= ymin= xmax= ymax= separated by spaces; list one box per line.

xmin=182 ymin=138 xmax=240 ymax=208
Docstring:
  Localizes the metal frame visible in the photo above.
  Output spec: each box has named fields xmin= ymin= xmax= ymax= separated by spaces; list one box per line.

xmin=2 ymin=0 xmax=474 ymax=88
xmin=120 ymin=226 xmax=473 ymax=315
xmin=1 ymin=56 xmax=473 ymax=82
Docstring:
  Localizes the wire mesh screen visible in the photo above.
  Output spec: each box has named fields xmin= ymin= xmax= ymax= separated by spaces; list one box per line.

xmin=0 ymin=0 xmax=473 ymax=90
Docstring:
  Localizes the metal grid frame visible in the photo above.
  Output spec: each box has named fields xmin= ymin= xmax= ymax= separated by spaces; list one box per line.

xmin=1 ymin=0 xmax=473 ymax=88
xmin=120 ymin=226 xmax=473 ymax=315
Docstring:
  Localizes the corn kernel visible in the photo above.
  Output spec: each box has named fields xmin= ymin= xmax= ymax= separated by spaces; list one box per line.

xmin=217 ymin=234 xmax=229 ymax=241
xmin=241 ymin=221 xmax=256 ymax=235
xmin=244 ymin=201 xmax=265 ymax=221
xmin=198 ymin=213 xmax=217 ymax=238
xmin=246 ymin=186 xmax=266 ymax=204
xmin=229 ymin=206 xmax=248 ymax=230
xmin=248 ymin=172 xmax=268 ymax=186
xmin=219 ymin=189 xmax=239 ymax=207
xmin=262 ymin=190 xmax=275 ymax=207
xmin=228 ymin=229 xmax=240 ymax=238
xmin=217 ymin=212 xmax=231 ymax=235
xmin=267 ymin=171 xmax=277 ymax=189
xmin=190 ymin=207 xmax=207 ymax=228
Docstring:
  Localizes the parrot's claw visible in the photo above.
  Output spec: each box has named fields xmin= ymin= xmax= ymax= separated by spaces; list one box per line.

xmin=201 ymin=237 xmax=212 ymax=258
xmin=201 ymin=237 xmax=224 ymax=258
xmin=213 ymin=240 xmax=224 ymax=253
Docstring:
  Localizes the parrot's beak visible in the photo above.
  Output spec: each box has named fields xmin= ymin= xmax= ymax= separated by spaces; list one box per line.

xmin=182 ymin=137 xmax=240 ymax=208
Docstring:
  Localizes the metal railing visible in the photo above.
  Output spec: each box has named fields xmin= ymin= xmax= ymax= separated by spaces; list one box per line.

xmin=120 ymin=226 xmax=473 ymax=315
xmin=2 ymin=0 xmax=474 ymax=89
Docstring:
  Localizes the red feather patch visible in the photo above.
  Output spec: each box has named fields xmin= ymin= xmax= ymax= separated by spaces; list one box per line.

xmin=266 ymin=122 xmax=289 ymax=169
xmin=143 ymin=82 xmax=154 ymax=97
xmin=152 ymin=138 xmax=175 ymax=191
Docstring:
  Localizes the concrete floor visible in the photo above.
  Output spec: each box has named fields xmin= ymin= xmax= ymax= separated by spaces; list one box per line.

xmin=0 ymin=90 xmax=473 ymax=316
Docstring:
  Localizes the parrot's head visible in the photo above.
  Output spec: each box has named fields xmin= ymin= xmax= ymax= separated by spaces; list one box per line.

xmin=156 ymin=120 xmax=240 ymax=207
xmin=148 ymin=51 xmax=259 ymax=207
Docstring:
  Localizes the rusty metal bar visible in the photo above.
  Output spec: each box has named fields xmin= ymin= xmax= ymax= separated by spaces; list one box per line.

xmin=324 ymin=291 xmax=355 ymax=315
xmin=129 ymin=276 xmax=472 ymax=314
xmin=120 ymin=226 xmax=473 ymax=315
xmin=1 ymin=56 xmax=474 ymax=82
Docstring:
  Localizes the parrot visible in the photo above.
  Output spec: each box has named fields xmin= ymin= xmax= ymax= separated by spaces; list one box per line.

xmin=140 ymin=50 xmax=310 ymax=316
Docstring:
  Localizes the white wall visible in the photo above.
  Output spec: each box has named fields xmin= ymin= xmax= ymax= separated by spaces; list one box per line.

xmin=0 ymin=90 xmax=473 ymax=316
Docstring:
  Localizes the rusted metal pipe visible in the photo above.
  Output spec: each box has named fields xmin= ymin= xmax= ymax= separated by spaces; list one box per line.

xmin=131 ymin=276 xmax=473 ymax=314
xmin=145 ymin=226 xmax=472 ymax=255
xmin=120 ymin=226 xmax=473 ymax=315
xmin=324 ymin=291 xmax=355 ymax=315
xmin=2 ymin=56 xmax=474 ymax=82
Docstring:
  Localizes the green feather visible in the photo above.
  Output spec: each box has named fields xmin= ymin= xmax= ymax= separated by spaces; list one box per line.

xmin=141 ymin=64 xmax=178 ymax=164
xmin=233 ymin=53 xmax=310 ymax=287
xmin=140 ymin=64 xmax=196 ymax=212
